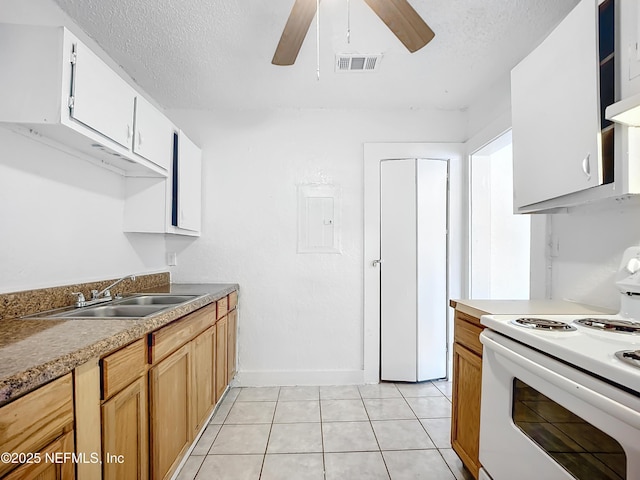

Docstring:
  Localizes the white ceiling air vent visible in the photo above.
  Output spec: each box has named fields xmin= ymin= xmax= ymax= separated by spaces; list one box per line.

xmin=335 ymin=54 xmax=382 ymax=73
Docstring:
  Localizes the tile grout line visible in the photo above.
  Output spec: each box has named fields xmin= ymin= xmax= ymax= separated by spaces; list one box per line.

xmin=318 ymin=390 xmax=327 ymax=480
xmin=187 ymin=388 xmax=239 ymax=480
xmin=406 ymin=381 xmax=460 ymax=480
xmin=257 ymin=387 xmax=280 ymax=479
xmin=362 ymin=384 xmax=394 ymax=480
xmin=392 ymin=382 xmax=450 ymax=476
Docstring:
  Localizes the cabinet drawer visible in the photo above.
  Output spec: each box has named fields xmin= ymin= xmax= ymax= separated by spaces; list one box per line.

xmin=228 ymin=291 xmax=238 ymax=310
xmin=150 ymin=303 xmax=216 ymax=364
xmin=0 ymin=374 xmax=74 ymax=477
xmin=3 ymin=430 xmax=75 ymax=480
xmin=216 ymin=297 xmax=228 ymax=319
xmin=454 ymin=313 xmax=484 ymax=356
xmin=101 ymin=338 xmax=146 ymax=400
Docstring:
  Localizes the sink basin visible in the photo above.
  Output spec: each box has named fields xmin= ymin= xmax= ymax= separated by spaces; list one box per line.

xmin=116 ymin=294 xmax=198 ymax=306
xmin=53 ymin=304 xmax=168 ymax=318
xmin=39 ymin=293 xmax=200 ymax=319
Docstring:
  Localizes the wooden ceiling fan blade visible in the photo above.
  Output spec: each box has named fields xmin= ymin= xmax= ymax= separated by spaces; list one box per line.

xmin=272 ymin=0 xmax=319 ymax=65
xmin=363 ymin=0 xmax=435 ymax=53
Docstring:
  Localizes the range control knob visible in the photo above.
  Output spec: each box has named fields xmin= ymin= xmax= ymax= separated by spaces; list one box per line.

xmin=626 ymin=258 xmax=640 ymax=275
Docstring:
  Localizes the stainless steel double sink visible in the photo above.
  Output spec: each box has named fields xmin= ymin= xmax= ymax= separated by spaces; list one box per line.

xmin=49 ymin=294 xmax=198 ymax=319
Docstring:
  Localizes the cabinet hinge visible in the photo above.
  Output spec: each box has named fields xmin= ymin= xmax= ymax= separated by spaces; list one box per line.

xmin=70 ymin=51 xmax=77 ymax=65
xmin=68 ymin=96 xmax=75 ymax=108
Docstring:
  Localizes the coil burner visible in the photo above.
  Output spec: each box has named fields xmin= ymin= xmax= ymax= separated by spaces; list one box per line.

xmin=510 ymin=318 xmax=577 ymax=331
xmin=615 ymin=350 xmax=640 ymax=369
xmin=574 ymin=318 xmax=640 ymax=335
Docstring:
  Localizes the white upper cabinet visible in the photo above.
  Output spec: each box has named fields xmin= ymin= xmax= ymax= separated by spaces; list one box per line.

xmin=0 ymin=24 xmax=171 ymax=177
xmin=70 ymin=41 xmax=136 ymax=149
xmin=512 ymin=0 xmax=602 ymax=210
xmin=133 ymin=96 xmax=174 ymax=171
xmin=124 ymin=130 xmax=202 ymax=236
xmin=508 ymin=0 xmax=640 ymax=213
xmin=175 ymin=131 xmax=202 ymax=233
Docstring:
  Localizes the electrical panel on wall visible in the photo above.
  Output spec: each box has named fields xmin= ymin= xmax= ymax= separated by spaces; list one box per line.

xmin=297 ymin=184 xmax=341 ymax=254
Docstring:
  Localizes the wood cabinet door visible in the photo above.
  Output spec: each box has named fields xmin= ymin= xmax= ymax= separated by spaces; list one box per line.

xmin=102 ymin=376 xmax=148 ymax=480
xmin=451 ymin=342 xmax=482 ymax=480
xmin=215 ymin=315 xmax=228 ymax=402
xmin=149 ymin=343 xmax=192 ymax=480
xmin=2 ymin=430 xmax=75 ymax=480
xmin=227 ymin=308 xmax=237 ymax=382
xmin=192 ymin=326 xmax=216 ymax=435
xmin=0 ymin=374 xmax=74 ymax=478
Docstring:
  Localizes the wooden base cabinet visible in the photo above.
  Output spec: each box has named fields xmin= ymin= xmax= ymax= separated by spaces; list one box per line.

xmin=450 ymin=309 xmax=485 ymax=480
xmin=149 ymin=343 xmax=192 ymax=480
xmin=192 ymin=326 xmax=216 ymax=435
xmin=102 ymin=377 xmax=148 ymax=480
xmin=0 ymin=290 xmax=238 ymax=480
xmin=215 ymin=315 xmax=228 ymax=402
xmin=451 ymin=343 xmax=482 ymax=479
xmin=100 ymin=338 xmax=148 ymax=480
xmin=2 ymin=430 xmax=75 ymax=480
xmin=149 ymin=295 xmax=237 ymax=480
xmin=0 ymin=374 xmax=74 ymax=479
xmin=227 ymin=308 xmax=237 ymax=382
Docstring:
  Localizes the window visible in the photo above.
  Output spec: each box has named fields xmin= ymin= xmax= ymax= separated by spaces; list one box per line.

xmin=469 ymin=131 xmax=530 ymax=299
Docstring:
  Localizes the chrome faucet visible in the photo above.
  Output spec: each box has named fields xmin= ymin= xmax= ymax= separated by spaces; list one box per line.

xmin=72 ymin=274 xmax=136 ymax=308
xmin=92 ymin=274 xmax=137 ymax=300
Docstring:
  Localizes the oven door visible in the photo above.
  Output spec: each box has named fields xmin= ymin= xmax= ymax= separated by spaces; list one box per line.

xmin=479 ymin=329 xmax=640 ymax=480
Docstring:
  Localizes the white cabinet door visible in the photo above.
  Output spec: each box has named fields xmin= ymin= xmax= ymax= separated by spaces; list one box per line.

xmin=70 ymin=41 xmax=136 ymax=149
xmin=176 ymin=131 xmax=202 ymax=232
xmin=124 ymin=132 xmax=202 ymax=236
xmin=512 ymin=0 xmax=601 ymax=208
xmin=133 ymin=96 xmax=174 ymax=171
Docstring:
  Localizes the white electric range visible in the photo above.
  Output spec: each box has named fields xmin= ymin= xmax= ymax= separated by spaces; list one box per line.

xmin=477 ymin=247 xmax=640 ymax=480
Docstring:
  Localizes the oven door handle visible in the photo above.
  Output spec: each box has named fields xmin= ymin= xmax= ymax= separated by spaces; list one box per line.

xmin=482 ymin=333 xmax=640 ymax=430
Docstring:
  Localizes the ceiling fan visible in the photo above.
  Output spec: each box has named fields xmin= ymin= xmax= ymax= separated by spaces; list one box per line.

xmin=272 ymin=0 xmax=435 ymax=66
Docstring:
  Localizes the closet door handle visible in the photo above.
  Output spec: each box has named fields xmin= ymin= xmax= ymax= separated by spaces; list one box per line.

xmin=581 ymin=154 xmax=591 ymax=181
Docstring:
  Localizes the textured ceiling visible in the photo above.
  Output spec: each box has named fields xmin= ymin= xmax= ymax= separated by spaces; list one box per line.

xmin=52 ymin=0 xmax=579 ymax=111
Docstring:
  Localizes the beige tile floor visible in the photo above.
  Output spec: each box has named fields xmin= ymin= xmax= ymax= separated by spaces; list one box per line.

xmin=176 ymin=381 xmax=474 ymax=480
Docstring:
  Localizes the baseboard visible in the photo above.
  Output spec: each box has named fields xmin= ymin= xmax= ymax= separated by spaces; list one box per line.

xmin=233 ymin=369 xmax=367 ymax=387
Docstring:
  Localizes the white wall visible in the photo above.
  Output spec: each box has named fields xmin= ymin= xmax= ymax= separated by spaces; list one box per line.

xmin=166 ymin=108 xmax=466 ymax=385
xmin=466 ymin=73 xmax=512 ymax=141
xmin=0 ymin=127 xmax=167 ymax=293
xmin=0 ymin=0 xmax=167 ymax=293
xmin=548 ymin=198 xmax=640 ymax=310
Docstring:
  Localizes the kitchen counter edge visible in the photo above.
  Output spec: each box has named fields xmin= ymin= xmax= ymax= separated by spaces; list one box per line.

xmin=0 ymin=283 xmax=238 ymax=407
xmin=449 ymin=298 xmax=615 ymax=321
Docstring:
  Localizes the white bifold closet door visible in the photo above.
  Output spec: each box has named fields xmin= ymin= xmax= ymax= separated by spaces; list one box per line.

xmin=380 ymin=158 xmax=448 ymax=382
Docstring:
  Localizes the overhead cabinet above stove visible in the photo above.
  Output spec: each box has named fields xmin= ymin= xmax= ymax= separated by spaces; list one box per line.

xmin=511 ymin=0 xmax=640 ymax=213
xmin=0 ymin=24 xmax=174 ymax=176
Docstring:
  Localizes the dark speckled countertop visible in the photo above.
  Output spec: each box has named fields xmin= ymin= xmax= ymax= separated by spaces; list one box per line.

xmin=0 ymin=283 xmax=238 ymax=407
